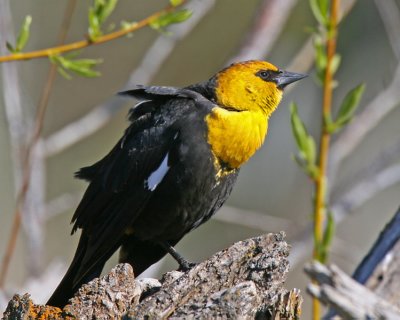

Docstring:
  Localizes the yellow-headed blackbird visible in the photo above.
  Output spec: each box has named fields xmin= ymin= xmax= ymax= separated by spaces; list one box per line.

xmin=47 ymin=60 xmax=306 ymax=307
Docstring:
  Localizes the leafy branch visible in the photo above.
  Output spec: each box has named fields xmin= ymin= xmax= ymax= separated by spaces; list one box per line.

xmin=0 ymin=0 xmax=190 ymax=70
xmin=290 ymin=0 xmax=365 ymax=318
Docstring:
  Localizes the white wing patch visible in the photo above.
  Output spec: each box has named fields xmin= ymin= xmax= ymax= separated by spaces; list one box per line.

xmin=146 ymin=153 xmax=170 ymax=191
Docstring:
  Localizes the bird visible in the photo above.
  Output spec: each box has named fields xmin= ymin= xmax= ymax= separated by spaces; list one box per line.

xmin=47 ymin=60 xmax=306 ymax=308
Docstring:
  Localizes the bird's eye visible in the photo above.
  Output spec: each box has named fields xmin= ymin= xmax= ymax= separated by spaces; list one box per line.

xmin=257 ymin=70 xmax=272 ymax=80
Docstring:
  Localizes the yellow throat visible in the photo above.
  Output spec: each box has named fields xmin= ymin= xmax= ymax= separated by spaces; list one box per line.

xmin=205 ymin=61 xmax=284 ymax=169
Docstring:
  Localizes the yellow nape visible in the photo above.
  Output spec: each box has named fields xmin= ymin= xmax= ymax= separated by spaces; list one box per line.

xmin=215 ymin=60 xmax=283 ymax=116
xmin=206 ymin=107 xmax=268 ymax=169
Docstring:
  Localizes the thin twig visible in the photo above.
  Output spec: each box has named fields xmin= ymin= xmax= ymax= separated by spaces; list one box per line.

xmin=0 ymin=0 xmax=27 ymax=288
xmin=331 ymin=139 xmax=400 ymax=202
xmin=214 ymin=206 xmax=296 ymax=233
xmin=0 ymin=0 xmax=25 ymax=194
xmin=0 ymin=0 xmax=77 ymax=286
xmin=312 ymin=1 xmax=340 ymax=317
xmin=0 ymin=2 xmax=186 ymax=63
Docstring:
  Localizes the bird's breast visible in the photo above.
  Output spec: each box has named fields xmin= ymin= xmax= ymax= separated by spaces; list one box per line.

xmin=205 ymin=107 xmax=268 ymax=169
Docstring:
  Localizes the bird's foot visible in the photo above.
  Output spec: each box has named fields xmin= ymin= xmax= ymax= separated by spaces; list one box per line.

xmin=178 ymin=260 xmax=197 ymax=272
xmin=159 ymin=241 xmax=197 ymax=272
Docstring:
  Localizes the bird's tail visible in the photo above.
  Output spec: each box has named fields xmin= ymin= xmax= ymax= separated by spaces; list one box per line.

xmin=46 ymin=234 xmax=105 ymax=308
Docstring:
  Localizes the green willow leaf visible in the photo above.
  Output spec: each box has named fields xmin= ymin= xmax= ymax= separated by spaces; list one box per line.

xmin=309 ymin=0 xmax=328 ymax=26
xmin=50 ymin=55 xmax=102 ymax=79
xmin=16 ymin=15 xmax=32 ymax=52
xmin=150 ymin=9 xmax=192 ymax=31
xmin=335 ymin=83 xmax=365 ymax=127
xmin=170 ymin=0 xmax=184 ymax=6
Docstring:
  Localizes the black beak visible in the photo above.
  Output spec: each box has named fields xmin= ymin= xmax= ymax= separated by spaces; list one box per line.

xmin=275 ymin=70 xmax=307 ymax=89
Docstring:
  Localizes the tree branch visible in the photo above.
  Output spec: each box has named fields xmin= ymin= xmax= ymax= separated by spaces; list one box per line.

xmin=0 ymin=2 xmax=186 ymax=63
xmin=305 ymin=262 xmax=400 ymax=319
xmin=2 ymin=233 xmax=303 ymax=319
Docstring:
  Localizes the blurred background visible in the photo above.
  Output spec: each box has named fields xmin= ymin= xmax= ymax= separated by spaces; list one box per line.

xmin=1 ymin=0 xmax=400 ymax=317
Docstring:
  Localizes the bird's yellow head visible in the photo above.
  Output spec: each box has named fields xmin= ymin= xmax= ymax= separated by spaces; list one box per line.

xmin=214 ymin=60 xmax=306 ymax=117
xmin=205 ymin=60 xmax=306 ymax=169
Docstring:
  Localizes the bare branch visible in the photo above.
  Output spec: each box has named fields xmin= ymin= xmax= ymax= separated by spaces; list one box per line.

xmin=21 ymin=142 xmax=46 ymax=277
xmin=228 ymin=0 xmax=298 ymax=64
xmin=214 ymin=205 xmax=297 ymax=233
xmin=0 ymin=0 xmax=25 ymax=193
xmin=364 ymin=239 xmax=400 ymax=308
xmin=43 ymin=97 xmax=123 ymax=157
xmin=122 ymin=0 xmax=216 ymax=88
xmin=0 ymin=0 xmax=27 ymax=288
xmin=305 ymin=262 xmax=400 ymax=319
xmin=44 ymin=192 xmax=81 ymax=220
xmin=331 ymin=139 xmax=400 ymax=201
xmin=374 ymin=0 xmax=400 ymax=60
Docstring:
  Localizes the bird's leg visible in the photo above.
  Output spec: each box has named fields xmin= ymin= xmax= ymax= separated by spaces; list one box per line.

xmin=159 ymin=241 xmax=197 ymax=272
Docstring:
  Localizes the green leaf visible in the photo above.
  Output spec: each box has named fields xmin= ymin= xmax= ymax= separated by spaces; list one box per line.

xmin=16 ymin=15 xmax=32 ymax=52
xmin=290 ymin=103 xmax=308 ymax=157
xmin=335 ymin=83 xmax=365 ymax=128
xmin=290 ymin=103 xmax=319 ymax=178
xmin=290 ymin=103 xmax=313 ymax=162
xmin=50 ymin=55 xmax=102 ymax=78
xmin=88 ymin=0 xmax=118 ymax=40
xmin=317 ymin=0 xmax=329 ymax=19
xmin=120 ymin=20 xmax=138 ymax=37
xmin=57 ymin=66 xmax=72 ymax=80
xmin=150 ymin=9 xmax=192 ymax=31
xmin=170 ymin=0 xmax=183 ymax=6
xmin=88 ymin=8 xmax=101 ymax=40
xmin=330 ymin=53 xmax=341 ymax=75
xmin=306 ymin=135 xmax=316 ymax=166
xmin=309 ymin=0 xmax=328 ymax=26
xmin=319 ymin=210 xmax=335 ymax=263
xmin=322 ymin=211 xmax=335 ymax=249
xmin=6 ymin=41 xmax=15 ymax=53
xmin=313 ymin=36 xmax=326 ymax=85
xmin=98 ymin=0 xmax=118 ymax=24
xmin=324 ymin=112 xmax=340 ymax=134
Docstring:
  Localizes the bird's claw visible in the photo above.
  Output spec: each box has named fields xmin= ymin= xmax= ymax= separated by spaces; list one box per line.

xmin=178 ymin=260 xmax=197 ymax=272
